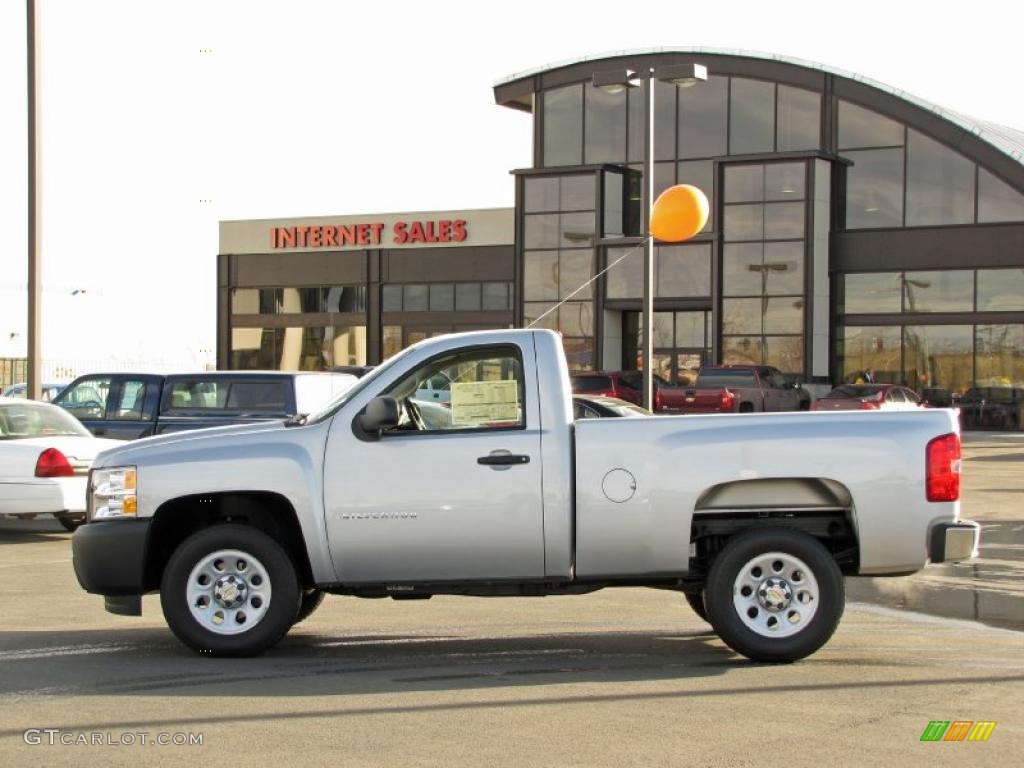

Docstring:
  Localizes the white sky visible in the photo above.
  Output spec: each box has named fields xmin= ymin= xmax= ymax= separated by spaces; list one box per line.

xmin=1 ymin=0 xmax=1022 ymax=368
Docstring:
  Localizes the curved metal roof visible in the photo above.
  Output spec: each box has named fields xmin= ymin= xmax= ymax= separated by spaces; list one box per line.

xmin=495 ymin=47 xmax=1024 ymax=165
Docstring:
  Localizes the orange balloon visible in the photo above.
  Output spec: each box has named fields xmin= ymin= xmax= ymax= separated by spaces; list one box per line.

xmin=649 ymin=184 xmax=709 ymax=242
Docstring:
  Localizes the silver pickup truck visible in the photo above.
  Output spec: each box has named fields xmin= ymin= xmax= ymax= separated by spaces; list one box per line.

xmin=72 ymin=329 xmax=979 ymax=662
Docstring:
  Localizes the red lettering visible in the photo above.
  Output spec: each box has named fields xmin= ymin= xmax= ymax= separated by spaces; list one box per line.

xmin=422 ymin=221 xmax=438 ymax=242
xmin=296 ymin=226 xmax=310 ymax=247
xmin=370 ymin=222 xmax=385 ymax=244
xmin=438 ymin=220 xmax=452 ymax=242
xmin=274 ymin=227 xmax=296 ymax=248
xmin=309 ymin=226 xmax=322 ymax=247
xmin=452 ymin=219 xmax=467 ymax=242
xmin=393 ymin=221 xmax=408 ymax=244
xmin=357 ymin=223 xmax=371 ymax=245
xmin=322 ymin=226 xmax=337 ymax=247
xmin=338 ymin=225 xmax=356 ymax=245
xmin=408 ymin=221 xmax=426 ymax=243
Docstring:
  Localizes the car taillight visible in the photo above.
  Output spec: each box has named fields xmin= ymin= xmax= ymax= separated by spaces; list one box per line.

xmin=926 ymin=432 xmax=961 ymax=502
xmin=720 ymin=389 xmax=736 ymax=411
xmin=859 ymin=400 xmax=879 ymax=410
xmin=35 ymin=448 xmax=74 ymax=478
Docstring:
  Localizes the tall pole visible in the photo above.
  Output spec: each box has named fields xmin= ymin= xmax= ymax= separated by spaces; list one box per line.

xmin=27 ymin=0 xmax=42 ymax=400
xmin=642 ymin=72 xmax=655 ymax=411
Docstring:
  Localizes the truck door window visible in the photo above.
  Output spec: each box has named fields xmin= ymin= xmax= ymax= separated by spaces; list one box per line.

xmin=385 ymin=347 xmax=525 ymax=432
xmin=112 ymin=380 xmax=149 ymax=420
xmin=57 ymin=377 xmax=112 ymax=420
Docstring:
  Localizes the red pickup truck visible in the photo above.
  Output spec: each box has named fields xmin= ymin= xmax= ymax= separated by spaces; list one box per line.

xmin=675 ymin=365 xmax=808 ymax=414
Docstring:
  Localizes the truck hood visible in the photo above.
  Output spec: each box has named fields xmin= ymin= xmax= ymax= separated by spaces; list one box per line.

xmin=92 ymin=420 xmax=292 ymax=468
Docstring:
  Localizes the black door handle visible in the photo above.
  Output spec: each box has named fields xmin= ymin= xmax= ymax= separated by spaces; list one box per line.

xmin=477 ymin=454 xmax=530 ymax=466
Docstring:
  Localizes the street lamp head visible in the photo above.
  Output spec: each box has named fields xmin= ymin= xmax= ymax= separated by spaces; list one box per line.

xmin=654 ymin=62 xmax=708 ymax=88
xmin=592 ymin=69 xmax=639 ymax=94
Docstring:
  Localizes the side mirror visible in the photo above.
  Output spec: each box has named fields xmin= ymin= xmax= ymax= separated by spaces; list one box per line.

xmin=358 ymin=396 xmax=400 ymax=439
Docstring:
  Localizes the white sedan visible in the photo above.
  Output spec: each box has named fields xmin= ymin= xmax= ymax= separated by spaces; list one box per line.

xmin=0 ymin=396 xmax=120 ymax=531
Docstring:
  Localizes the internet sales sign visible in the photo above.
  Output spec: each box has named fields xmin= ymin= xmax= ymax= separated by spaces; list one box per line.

xmin=271 ymin=219 xmax=468 ymax=249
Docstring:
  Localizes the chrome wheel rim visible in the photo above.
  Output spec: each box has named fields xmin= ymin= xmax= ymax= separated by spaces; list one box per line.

xmin=732 ymin=551 xmax=819 ymax=638
xmin=186 ymin=549 xmax=272 ymax=635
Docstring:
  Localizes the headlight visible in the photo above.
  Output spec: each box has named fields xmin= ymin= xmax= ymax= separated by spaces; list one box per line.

xmin=89 ymin=466 xmax=138 ymax=521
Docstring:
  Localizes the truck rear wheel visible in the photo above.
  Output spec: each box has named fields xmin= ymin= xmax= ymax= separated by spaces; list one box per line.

xmin=704 ymin=528 xmax=843 ymax=663
xmin=160 ymin=524 xmax=300 ymax=657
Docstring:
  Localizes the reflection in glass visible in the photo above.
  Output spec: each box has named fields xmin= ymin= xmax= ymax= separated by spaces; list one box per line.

xmin=764 ymin=297 xmax=803 ymax=334
xmin=524 ymin=177 xmax=559 ymax=212
xmin=559 ymin=250 xmax=594 ymax=300
xmin=730 ymin=78 xmax=775 ymax=155
xmin=383 ymin=326 xmax=403 ymax=359
xmin=676 ymin=312 xmax=707 ymax=347
xmin=844 ymin=149 xmax=904 ymax=228
xmin=543 ymin=85 xmax=583 ymax=166
xmin=776 ymin=86 xmax=820 ymax=151
xmin=764 ymin=336 xmax=804 ymax=372
xmin=978 ymin=168 xmax=1024 ymax=223
xmin=656 ymin=244 xmax=710 ymax=297
xmin=652 ymin=312 xmax=674 ymax=348
xmin=654 ymin=80 xmax=677 ymax=161
xmin=837 ymin=325 xmax=902 ymax=384
xmin=232 ymin=288 xmax=259 ymax=314
xmin=603 ymin=171 xmax=624 ymax=237
xmin=903 ymin=325 xmax=973 ymax=395
xmin=605 ymin=246 xmax=643 ymax=300
xmin=902 ymin=271 xmax=973 ymax=313
xmin=976 ymin=324 xmax=1024 ymax=386
xmin=524 ymin=250 xmax=559 ymax=301
xmin=325 ymin=286 xmax=366 ymax=313
xmin=763 ymin=242 xmax=804 ymax=294
xmin=328 ymin=325 xmax=368 ymax=367
xmin=523 ymin=301 xmax=559 ymax=331
xmin=382 ymin=284 xmax=402 ymax=312
xmin=562 ymin=337 xmax=595 ymax=372
xmin=429 ymin=284 xmax=454 ymax=312
xmin=906 ymin=130 xmax=975 ymax=226
xmin=482 ymin=282 xmax=510 ymax=311
xmin=722 ymin=298 xmax=763 ymax=334
xmin=524 ymin=214 xmax=559 ymax=249
xmin=764 ymin=202 xmax=804 ymax=240
xmin=837 ymin=100 xmax=905 ymax=149
xmin=723 ymin=204 xmax=763 ymax=241
xmin=455 ymin=283 xmax=481 ymax=311
xmin=654 ymin=162 xmax=675 ymax=201
xmin=841 ymin=273 xmax=902 ymax=314
xmin=765 ymin=163 xmax=805 ymax=201
xmin=724 ymin=165 xmax=763 ymax=203
xmin=560 ymin=212 xmax=596 ymax=247
xmin=627 ymin=87 xmax=645 ymax=163
xmin=561 ymin=175 xmax=596 ymax=211
xmin=723 ymin=336 xmax=763 ymax=365
xmin=722 ymin=243 xmax=763 ymax=296
xmin=585 ymin=85 xmax=627 ymax=164
xmin=977 ymin=269 xmax=1024 ymax=311
xmin=559 ymin=301 xmax=594 ymax=337
xmin=678 ymin=75 xmax=728 ymax=159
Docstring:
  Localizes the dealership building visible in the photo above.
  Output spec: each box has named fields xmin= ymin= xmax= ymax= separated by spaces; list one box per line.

xmin=218 ymin=48 xmax=1024 ymax=405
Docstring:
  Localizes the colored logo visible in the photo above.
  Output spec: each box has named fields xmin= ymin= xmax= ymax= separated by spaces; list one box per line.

xmin=920 ymin=721 xmax=996 ymax=742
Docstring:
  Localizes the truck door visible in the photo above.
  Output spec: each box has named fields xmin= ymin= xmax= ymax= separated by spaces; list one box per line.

xmin=323 ymin=342 xmax=546 ymax=583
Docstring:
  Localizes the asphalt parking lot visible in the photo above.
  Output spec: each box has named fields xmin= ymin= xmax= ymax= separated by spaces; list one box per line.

xmin=0 ymin=432 xmax=1021 ymax=766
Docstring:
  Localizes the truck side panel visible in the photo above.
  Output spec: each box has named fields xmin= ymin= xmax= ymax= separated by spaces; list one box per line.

xmin=573 ymin=409 xmax=961 ymax=578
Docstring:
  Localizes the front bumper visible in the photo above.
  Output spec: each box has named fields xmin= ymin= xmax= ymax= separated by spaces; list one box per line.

xmin=929 ymin=520 xmax=981 ymax=563
xmin=72 ymin=519 xmax=151 ymax=597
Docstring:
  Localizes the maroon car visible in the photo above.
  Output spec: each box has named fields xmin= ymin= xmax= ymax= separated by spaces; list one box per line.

xmin=570 ymin=371 xmax=689 ymax=413
xmin=811 ymin=384 xmax=924 ymax=411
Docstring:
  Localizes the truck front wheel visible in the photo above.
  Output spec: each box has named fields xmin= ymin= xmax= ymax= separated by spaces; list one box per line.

xmin=704 ymin=528 xmax=844 ymax=663
xmin=160 ymin=524 xmax=300 ymax=657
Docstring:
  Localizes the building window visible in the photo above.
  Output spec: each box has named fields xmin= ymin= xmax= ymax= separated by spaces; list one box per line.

xmin=585 ymin=84 xmax=627 ymax=164
xmin=543 ymin=84 xmax=583 ymax=167
xmin=230 ymin=325 xmax=367 ymax=371
xmin=840 ymin=273 xmax=903 ymax=314
xmin=978 ymin=168 xmax=1024 ymax=223
xmin=382 ymin=282 xmax=512 ymax=312
xmin=232 ymin=286 xmax=365 ymax=315
xmin=776 ymin=85 xmax=820 ymax=151
xmin=678 ymin=75 xmax=728 ymax=159
xmin=844 ymin=148 xmax=904 ymax=228
xmin=729 ymin=78 xmax=775 ymax=155
xmin=656 ymin=244 xmax=711 ymax=297
xmin=905 ymin=129 xmax=975 ymax=226
xmin=977 ymin=269 xmax=1024 ymax=311
xmin=976 ymin=325 xmax=1024 ymax=386
xmin=837 ymin=100 xmax=905 ymax=149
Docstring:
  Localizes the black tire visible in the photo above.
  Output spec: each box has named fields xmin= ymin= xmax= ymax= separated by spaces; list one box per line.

xmin=684 ymin=590 xmax=709 ymax=623
xmin=55 ymin=513 xmax=84 ymax=532
xmin=294 ymin=589 xmax=326 ymax=625
xmin=160 ymin=524 xmax=300 ymax=657
xmin=704 ymin=527 xmax=844 ymax=663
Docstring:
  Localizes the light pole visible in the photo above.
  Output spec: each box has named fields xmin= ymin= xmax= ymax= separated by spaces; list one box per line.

xmin=27 ymin=0 xmax=42 ymax=401
xmin=593 ymin=63 xmax=707 ymax=409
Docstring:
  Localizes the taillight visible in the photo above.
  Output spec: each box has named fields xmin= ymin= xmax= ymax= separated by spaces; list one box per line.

xmin=926 ymin=432 xmax=961 ymax=502
xmin=720 ymin=389 xmax=736 ymax=411
xmin=859 ymin=400 xmax=879 ymax=410
xmin=35 ymin=448 xmax=74 ymax=478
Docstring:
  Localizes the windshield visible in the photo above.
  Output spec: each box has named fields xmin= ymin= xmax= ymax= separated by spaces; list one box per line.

xmin=697 ymin=369 xmax=757 ymax=388
xmin=0 ymin=401 xmax=91 ymax=439
xmin=304 ymin=345 xmax=417 ymax=425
